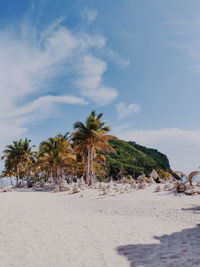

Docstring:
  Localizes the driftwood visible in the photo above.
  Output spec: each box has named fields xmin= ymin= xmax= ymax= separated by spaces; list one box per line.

xmin=185 ymin=190 xmax=200 ymax=196
xmin=188 ymin=171 xmax=200 ymax=186
xmin=177 ymin=182 xmax=187 ymax=193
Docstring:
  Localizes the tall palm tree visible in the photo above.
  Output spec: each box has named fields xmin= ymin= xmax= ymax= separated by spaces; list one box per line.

xmin=1 ymin=138 xmax=36 ymax=183
xmin=38 ymin=133 xmax=75 ymax=184
xmin=72 ymin=111 xmax=115 ymax=185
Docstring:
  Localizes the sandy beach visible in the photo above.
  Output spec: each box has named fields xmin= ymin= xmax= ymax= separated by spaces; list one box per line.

xmin=0 ymin=186 xmax=199 ymax=267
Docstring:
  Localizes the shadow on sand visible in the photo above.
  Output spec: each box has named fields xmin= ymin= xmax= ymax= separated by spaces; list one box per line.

xmin=13 ymin=185 xmax=55 ymax=192
xmin=117 ymin=224 xmax=200 ymax=267
xmin=181 ymin=206 xmax=200 ymax=214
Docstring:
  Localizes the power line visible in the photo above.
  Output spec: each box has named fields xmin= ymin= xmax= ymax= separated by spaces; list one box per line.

xmin=166 ymin=143 xmax=200 ymax=154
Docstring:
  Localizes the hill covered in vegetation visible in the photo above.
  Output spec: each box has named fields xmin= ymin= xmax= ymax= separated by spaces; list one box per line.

xmin=106 ymin=139 xmax=171 ymax=179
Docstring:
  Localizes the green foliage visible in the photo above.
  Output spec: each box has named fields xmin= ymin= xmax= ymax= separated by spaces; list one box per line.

xmin=106 ymin=139 xmax=171 ymax=180
xmin=129 ymin=142 xmax=170 ymax=171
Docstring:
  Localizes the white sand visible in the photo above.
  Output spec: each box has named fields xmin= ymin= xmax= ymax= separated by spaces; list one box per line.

xmin=0 ymin=186 xmax=200 ymax=267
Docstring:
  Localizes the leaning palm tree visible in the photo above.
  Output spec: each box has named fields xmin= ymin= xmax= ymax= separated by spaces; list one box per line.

xmin=72 ymin=111 xmax=115 ymax=186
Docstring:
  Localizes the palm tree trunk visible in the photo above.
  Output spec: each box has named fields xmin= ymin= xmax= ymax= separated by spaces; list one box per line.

xmin=61 ymin=168 xmax=64 ymax=184
xmin=55 ymin=168 xmax=60 ymax=184
xmin=82 ymin=155 xmax=87 ymax=182
xmin=91 ymin=146 xmax=96 ymax=184
xmin=86 ymin=149 xmax=91 ymax=185
xmin=50 ymin=167 xmax=53 ymax=183
xmin=16 ymin=164 xmax=20 ymax=186
xmin=85 ymin=146 xmax=96 ymax=186
xmin=17 ymin=164 xmax=19 ymax=181
xmin=89 ymin=146 xmax=95 ymax=186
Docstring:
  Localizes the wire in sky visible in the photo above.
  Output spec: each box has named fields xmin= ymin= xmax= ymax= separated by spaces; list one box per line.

xmin=166 ymin=143 xmax=200 ymax=154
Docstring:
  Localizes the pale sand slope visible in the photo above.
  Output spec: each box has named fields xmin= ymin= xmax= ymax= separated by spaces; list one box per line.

xmin=0 ymin=186 xmax=200 ymax=267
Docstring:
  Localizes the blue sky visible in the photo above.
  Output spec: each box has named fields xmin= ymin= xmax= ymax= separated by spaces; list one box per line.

xmin=1 ymin=0 xmax=200 ymax=172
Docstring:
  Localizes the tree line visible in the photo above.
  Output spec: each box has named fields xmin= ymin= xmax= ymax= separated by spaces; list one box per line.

xmin=1 ymin=111 xmax=115 ymax=186
xmin=1 ymin=111 xmax=173 ymax=187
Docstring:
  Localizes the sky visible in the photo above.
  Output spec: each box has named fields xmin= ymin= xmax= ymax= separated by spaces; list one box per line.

xmin=1 ymin=0 xmax=200 ymax=173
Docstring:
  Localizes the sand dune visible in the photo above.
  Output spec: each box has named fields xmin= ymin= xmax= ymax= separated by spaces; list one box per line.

xmin=0 ymin=186 xmax=199 ymax=267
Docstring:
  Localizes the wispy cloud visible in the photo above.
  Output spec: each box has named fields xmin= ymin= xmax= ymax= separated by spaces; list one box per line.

xmin=166 ymin=10 xmax=200 ymax=73
xmin=81 ymin=9 xmax=98 ymax=24
xmin=105 ymin=48 xmax=130 ymax=68
xmin=116 ymin=102 xmax=140 ymax=119
xmin=0 ymin=14 xmax=120 ymax=150
xmin=4 ymin=95 xmax=87 ymax=121
xmin=0 ymin=22 xmax=86 ymax=130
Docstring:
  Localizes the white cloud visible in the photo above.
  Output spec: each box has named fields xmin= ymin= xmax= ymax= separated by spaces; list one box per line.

xmin=81 ymin=9 xmax=98 ymax=23
xmin=105 ymin=48 xmax=130 ymax=68
xmin=0 ymin=17 xmax=119 ymax=157
xmin=116 ymin=102 xmax=140 ymax=119
xmin=5 ymin=95 xmax=87 ymax=121
xmin=113 ymin=127 xmax=200 ymax=173
xmin=77 ymin=55 xmax=118 ymax=105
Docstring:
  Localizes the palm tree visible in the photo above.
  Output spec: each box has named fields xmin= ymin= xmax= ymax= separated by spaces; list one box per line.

xmin=1 ymin=138 xmax=36 ymax=183
xmin=72 ymin=111 xmax=115 ymax=185
xmin=38 ymin=133 xmax=75 ymax=184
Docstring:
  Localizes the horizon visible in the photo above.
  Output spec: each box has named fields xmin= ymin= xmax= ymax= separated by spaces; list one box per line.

xmin=1 ymin=0 xmax=200 ymax=173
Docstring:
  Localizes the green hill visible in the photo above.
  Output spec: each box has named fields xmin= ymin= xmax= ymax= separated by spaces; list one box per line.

xmin=129 ymin=141 xmax=170 ymax=171
xmin=106 ymin=139 xmax=170 ymax=179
